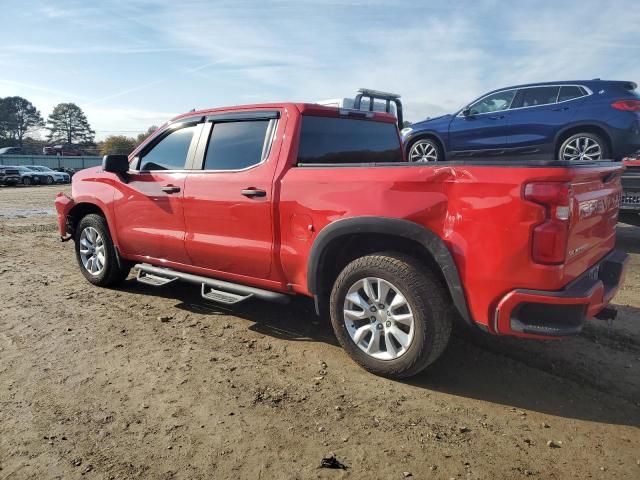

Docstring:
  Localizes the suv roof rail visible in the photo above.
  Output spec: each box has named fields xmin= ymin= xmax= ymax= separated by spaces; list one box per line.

xmin=354 ymin=88 xmax=403 ymax=128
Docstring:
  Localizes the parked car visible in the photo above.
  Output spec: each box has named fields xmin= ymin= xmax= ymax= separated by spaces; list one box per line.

xmin=402 ymin=79 xmax=640 ymax=162
xmin=0 ymin=166 xmax=22 ymax=185
xmin=25 ymin=165 xmax=70 ymax=184
xmin=13 ymin=165 xmax=48 ymax=185
xmin=0 ymin=146 xmax=25 ymax=155
xmin=55 ymin=99 xmax=627 ymax=379
xmin=43 ymin=144 xmax=83 ymax=156
xmin=54 ymin=166 xmax=77 ymax=177
xmin=620 ymin=155 xmax=640 ymax=226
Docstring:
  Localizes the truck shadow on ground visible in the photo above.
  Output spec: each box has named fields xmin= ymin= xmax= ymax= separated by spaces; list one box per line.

xmin=127 ymin=281 xmax=639 ymax=428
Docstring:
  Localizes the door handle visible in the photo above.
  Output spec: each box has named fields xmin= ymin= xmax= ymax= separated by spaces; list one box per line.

xmin=552 ymin=106 xmax=569 ymax=111
xmin=489 ymin=115 xmax=505 ymax=120
xmin=241 ymin=188 xmax=266 ymax=198
xmin=161 ymin=185 xmax=181 ymax=194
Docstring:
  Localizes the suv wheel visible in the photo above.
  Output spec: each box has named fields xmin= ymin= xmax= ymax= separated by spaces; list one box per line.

xmin=329 ymin=253 xmax=452 ymax=378
xmin=408 ymin=138 xmax=441 ymax=162
xmin=75 ymin=214 xmax=131 ymax=286
xmin=22 ymin=176 xmax=32 ymax=186
xmin=559 ymin=133 xmax=609 ymax=161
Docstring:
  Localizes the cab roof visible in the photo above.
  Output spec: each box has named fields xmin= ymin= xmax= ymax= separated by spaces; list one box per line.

xmin=169 ymin=102 xmax=398 ymax=124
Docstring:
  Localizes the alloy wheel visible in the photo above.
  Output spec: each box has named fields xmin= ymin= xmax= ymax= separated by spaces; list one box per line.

xmin=79 ymin=226 xmax=106 ymax=276
xmin=561 ymin=136 xmax=603 ymax=161
xmin=409 ymin=140 xmax=439 ymax=162
xmin=343 ymin=277 xmax=415 ymax=360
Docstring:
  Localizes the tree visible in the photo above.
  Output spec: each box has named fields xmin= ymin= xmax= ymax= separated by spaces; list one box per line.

xmin=46 ymin=103 xmax=95 ymax=145
xmin=136 ymin=125 xmax=159 ymax=146
xmin=0 ymin=97 xmax=45 ymax=147
xmin=100 ymin=135 xmax=137 ymax=156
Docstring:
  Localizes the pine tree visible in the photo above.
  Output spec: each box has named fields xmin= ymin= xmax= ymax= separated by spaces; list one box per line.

xmin=46 ymin=103 xmax=95 ymax=145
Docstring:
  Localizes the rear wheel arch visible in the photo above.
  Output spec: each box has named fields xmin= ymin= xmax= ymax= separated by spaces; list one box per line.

xmin=307 ymin=217 xmax=472 ymax=326
xmin=554 ymin=124 xmax=612 ymax=159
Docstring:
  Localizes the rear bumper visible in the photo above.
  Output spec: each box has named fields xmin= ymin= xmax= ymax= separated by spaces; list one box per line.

xmin=621 ymin=169 xmax=640 ymax=211
xmin=493 ymin=250 xmax=629 ymax=338
xmin=54 ymin=192 xmax=74 ymax=239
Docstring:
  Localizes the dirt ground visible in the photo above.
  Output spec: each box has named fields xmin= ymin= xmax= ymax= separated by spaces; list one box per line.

xmin=0 ymin=185 xmax=639 ymax=480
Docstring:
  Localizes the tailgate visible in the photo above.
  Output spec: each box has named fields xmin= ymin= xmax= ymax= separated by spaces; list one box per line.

xmin=566 ymin=166 xmax=622 ymax=268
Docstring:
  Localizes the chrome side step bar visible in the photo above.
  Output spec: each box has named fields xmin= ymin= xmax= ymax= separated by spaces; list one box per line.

xmin=201 ymin=284 xmax=252 ymax=305
xmin=134 ymin=263 xmax=290 ymax=305
xmin=137 ymin=269 xmax=178 ymax=286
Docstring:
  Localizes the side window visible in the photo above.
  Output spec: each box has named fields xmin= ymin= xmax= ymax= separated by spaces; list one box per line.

xmin=558 ymin=86 xmax=586 ymax=102
xmin=297 ymin=116 xmax=402 ymax=164
xmin=469 ymin=90 xmax=515 ymax=115
xmin=139 ymin=126 xmax=196 ymax=171
xmin=511 ymin=86 xmax=561 ymax=108
xmin=203 ymin=120 xmax=271 ymax=170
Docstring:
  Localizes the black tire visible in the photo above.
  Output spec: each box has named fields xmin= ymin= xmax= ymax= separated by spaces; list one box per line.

xmin=45 ymin=176 xmax=54 ymax=185
xmin=329 ymin=252 xmax=453 ymax=378
xmin=22 ymin=176 xmax=31 ymax=185
xmin=407 ymin=137 xmax=443 ymax=162
xmin=74 ymin=214 xmax=131 ymax=286
xmin=558 ymin=132 xmax=609 ymax=161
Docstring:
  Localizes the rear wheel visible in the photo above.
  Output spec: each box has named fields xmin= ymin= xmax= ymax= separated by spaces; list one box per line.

xmin=408 ymin=138 xmax=442 ymax=162
xmin=329 ymin=253 xmax=452 ymax=378
xmin=74 ymin=214 xmax=130 ymax=286
xmin=559 ymin=133 xmax=608 ymax=161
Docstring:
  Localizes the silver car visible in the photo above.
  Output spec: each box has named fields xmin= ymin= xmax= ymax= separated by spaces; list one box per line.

xmin=25 ymin=166 xmax=71 ymax=184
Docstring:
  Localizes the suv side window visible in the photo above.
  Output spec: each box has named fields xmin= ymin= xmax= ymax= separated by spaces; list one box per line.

xmin=558 ymin=85 xmax=586 ymax=102
xmin=468 ymin=90 xmax=515 ymax=115
xmin=203 ymin=120 xmax=271 ymax=170
xmin=139 ymin=125 xmax=196 ymax=171
xmin=511 ymin=86 xmax=561 ymax=109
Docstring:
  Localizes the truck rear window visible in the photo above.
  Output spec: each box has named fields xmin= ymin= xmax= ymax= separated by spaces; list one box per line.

xmin=297 ymin=116 xmax=402 ymax=165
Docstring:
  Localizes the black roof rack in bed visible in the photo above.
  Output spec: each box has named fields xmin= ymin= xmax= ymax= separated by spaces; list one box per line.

xmin=353 ymin=88 xmax=403 ymax=128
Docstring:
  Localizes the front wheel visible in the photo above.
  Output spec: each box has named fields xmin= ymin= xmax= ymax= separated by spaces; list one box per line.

xmin=74 ymin=214 xmax=131 ymax=286
xmin=408 ymin=138 xmax=441 ymax=162
xmin=45 ymin=176 xmax=54 ymax=185
xmin=22 ymin=176 xmax=32 ymax=186
xmin=329 ymin=253 xmax=452 ymax=378
xmin=559 ymin=133 xmax=609 ymax=161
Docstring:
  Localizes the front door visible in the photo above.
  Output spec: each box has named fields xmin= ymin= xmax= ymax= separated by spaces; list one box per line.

xmin=182 ymin=112 xmax=282 ymax=281
xmin=448 ymin=89 xmax=515 ymax=155
xmin=112 ymin=122 xmax=201 ymax=265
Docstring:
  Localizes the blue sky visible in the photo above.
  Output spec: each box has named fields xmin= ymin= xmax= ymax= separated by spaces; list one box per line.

xmin=1 ymin=0 xmax=638 ymax=140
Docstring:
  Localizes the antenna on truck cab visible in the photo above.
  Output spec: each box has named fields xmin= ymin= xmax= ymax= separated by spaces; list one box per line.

xmin=354 ymin=88 xmax=403 ymax=128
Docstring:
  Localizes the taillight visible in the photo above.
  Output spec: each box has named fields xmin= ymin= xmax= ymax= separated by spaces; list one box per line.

xmin=524 ymin=182 xmax=572 ymax=265
xmin=611 ymin=99 xmax=640 ymax=112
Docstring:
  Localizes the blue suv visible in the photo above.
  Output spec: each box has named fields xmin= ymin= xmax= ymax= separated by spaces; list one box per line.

xmin=402 ymin=80 xmax=640 ymax=162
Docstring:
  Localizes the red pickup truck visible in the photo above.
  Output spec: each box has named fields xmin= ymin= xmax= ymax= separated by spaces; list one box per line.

xmin=55 ymin=101 xmax=628 ymax=378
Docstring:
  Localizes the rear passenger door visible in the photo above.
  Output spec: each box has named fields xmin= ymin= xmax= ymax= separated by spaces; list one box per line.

xmin=506 ymin=85 xmax=586 ymax=154
xmin=182 ymin=111 xmax=283 ymax=282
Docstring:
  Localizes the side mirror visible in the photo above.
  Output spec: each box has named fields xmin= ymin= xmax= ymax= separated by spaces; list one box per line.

xmin=102 ymin=154 xmax=129 ymax=174
xmin=462 ymin=107 xmax=472 ymax=117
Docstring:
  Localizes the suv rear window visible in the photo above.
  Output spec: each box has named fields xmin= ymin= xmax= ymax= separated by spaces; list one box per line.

xmin=558 ymin=85 xmax=586 ymax=102
xmin=297 ymin=116 xmax=402 ymax=165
